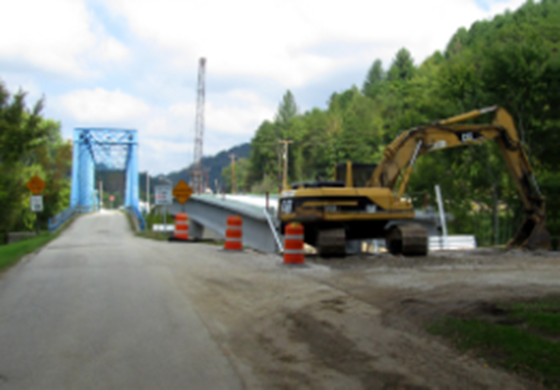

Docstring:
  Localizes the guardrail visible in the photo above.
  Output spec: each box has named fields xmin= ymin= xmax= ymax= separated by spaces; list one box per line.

xmin=167 ymin=195 xmax=279 ymax=253
xmin=125 ymin=206 xmax=146 ymax=231
xmin=48 ymin=207 xmax=77 ymax=232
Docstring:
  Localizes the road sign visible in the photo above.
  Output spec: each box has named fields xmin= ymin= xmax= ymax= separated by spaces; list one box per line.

xmin=30 ymin=195 xmax=43 ymax=212
xmin=109 ymin=195 xmax=114 ymax=201
xmin=26 ymin=175 xmax=46 ymax=195
xmin=173 ymin=180 xmax=193 ymax=204
xmin=155 ymin=185 xmax=173 ymax=205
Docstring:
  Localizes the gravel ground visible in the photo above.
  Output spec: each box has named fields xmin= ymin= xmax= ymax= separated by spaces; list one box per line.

xmin=4 ymin=212 xmax=558 ymax=389
xmin=161 ymin=244 xmax=560 ymax=389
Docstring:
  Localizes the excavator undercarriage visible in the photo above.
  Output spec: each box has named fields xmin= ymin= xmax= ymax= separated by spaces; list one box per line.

xmin=385 ymin=224 xmax=428 ymax=256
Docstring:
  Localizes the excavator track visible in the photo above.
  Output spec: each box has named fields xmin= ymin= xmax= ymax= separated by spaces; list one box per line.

xmin=316 ymin=228 xmax=346 ymax=257
xmin=386 ymin=224 xmax=428 ymax=256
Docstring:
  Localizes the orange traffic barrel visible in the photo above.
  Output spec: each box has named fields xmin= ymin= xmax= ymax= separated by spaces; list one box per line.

xmin=174 ymin=213 xmax=189 ymax=240
xmin=284 ymin=223 xmax=304 ymax=264
xmin=224 ymin=216 xmax=243 ymax=250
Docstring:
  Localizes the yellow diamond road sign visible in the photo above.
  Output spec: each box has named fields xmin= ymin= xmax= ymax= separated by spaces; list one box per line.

xmin=173 ymin=180 xmax=194 ymax=204
xmin=26 ymin=174 xmax=46 ymax=195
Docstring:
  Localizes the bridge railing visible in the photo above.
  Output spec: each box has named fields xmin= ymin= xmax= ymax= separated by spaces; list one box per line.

xmin=125 ymin=206 xmax=146 ymax=231
xmin=48 ymin=207 xmax=77 ymax=232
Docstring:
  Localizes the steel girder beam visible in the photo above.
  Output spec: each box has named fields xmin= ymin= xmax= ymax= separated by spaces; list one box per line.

xmin=70 ymin=128 xmax=140 ymax=215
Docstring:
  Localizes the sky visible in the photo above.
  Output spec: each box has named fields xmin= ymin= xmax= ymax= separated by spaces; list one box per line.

xmin=0 ymin=0 xmax=526 ymax=176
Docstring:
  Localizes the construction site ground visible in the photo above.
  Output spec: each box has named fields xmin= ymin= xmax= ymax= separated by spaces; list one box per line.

xmin=2 ymin=212 xmax=558 ymax=389
xmin=176 ymin=245 xmax=559 ymax=389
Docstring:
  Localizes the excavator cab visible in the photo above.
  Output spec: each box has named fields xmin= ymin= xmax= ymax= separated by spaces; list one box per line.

xmin=335 ymin=163 xmax=377 ymax=187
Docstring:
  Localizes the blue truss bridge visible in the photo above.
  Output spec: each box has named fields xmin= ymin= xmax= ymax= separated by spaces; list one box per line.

xmin=49 ymin=128 xmax=145 ymax=231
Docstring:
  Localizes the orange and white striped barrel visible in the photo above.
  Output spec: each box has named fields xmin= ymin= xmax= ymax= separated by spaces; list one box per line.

xmin=284 ymin=223 xmax=304 ymax=264
xmin=174 ymin=213 xmax=189 ymax=240
xmin=224 ymin=216 xmax=243 ymax=250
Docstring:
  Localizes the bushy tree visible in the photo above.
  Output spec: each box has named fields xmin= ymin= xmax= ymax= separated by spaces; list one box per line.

xmin=0 ymin=81 xmax=71 ymax=240
xmin=362 ymin=59 xmax=385 ymax=99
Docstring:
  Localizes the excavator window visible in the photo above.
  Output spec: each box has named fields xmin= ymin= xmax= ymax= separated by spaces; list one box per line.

xmin=335 ymin=163 xmax=377 ymax=187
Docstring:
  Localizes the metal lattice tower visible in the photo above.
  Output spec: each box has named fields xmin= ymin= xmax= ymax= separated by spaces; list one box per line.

xmin=192 ymin=57 xmax=206 ymax=194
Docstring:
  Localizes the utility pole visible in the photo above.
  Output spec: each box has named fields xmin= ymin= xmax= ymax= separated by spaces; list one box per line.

xmin=277 ymin=143 xmax=282 ymax=190
xmin=279 ymin=140 xmax=293 ymax=190
xmin=192 ymin=57 xmax=206 ymax=194
xmin=230 ymin=153 xmax=236 ymax=194
xmin=146 ymin=171 xmax=150 ymax=214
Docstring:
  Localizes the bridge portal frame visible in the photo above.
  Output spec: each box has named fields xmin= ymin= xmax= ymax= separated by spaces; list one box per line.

xmin=70 ymin=128 xmax=140 ymax=217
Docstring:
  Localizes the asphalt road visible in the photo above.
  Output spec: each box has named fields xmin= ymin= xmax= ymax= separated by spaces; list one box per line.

xmin=0 ymin=211 xmax=243 ymax=390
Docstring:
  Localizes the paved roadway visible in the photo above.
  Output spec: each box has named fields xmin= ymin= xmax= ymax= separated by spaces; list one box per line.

xmin=0 ymin=211 xmax=243 ymax=390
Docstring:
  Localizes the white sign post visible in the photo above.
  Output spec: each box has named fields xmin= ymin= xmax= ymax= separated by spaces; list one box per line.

xmin=30 ymin=195 xmax=43 ymax=212
xmin=155 ymin=185 xmax=172 ymax=205
xmin=434 ymin=184 xmax=449 ymax=250
xmin=155 ymin=185 xmax=172 ymax=232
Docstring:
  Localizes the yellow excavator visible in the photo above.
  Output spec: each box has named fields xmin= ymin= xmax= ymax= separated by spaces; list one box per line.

xmin=278 ymin=106 xmax=551 ymax=256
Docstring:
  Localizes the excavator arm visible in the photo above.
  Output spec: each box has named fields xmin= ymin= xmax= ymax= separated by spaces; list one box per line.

xmin=369 ymin=106 xmax=550 ymax=250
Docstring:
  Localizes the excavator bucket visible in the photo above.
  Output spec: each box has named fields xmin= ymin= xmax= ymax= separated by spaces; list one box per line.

xmin=507 ymin=217 xmax=551 ymax=250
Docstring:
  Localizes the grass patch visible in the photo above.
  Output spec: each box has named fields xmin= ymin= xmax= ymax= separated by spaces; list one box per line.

xmin=0 ymin=232 xmax=56 ymax=272
xmin=134 ymin=231 xmax=227 ymax=246
xmin=429 ymin=297 xmax=560 ymax=388
xmin=0 ymin=213 xmax=79 ymax=274
xmin=500 ymin=299 xmax=560 ymax=336
xmin=135 ymin=231 xmax=172 ymax=241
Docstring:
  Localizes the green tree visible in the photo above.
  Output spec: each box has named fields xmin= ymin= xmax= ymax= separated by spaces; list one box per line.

xmin=0 ymin=81 xmax=70 ymax=239
xmin=387 ymin=48 xmax=415 ymax=82
xmin=221 ymin=157 xmax=250 ymax=193
xmin=247 ymin=120 xmax=282 ymax=188
xmin=275 ymin=90 xmax=299 ymax=128
xmin=362 ymin=59 xmax=385 ymax=99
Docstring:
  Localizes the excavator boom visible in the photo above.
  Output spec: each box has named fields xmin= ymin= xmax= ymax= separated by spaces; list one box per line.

xmin=370 ymin=106 xmax=550 ymax=250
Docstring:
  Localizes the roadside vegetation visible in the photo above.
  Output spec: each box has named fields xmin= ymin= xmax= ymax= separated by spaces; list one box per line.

xmin=0 ymin=82 xmax=72 ymax=245
xmin=0 ymin=233 xmax=56 ymax=273
xmin=0 ymin=214 xmax=77 ymax=273
xmin=124 ymin=208 xmax=173 ymax=241
xmin=233 ymin=0 xmax=558 ymax=248
xmin=135 ymin=231 xmax=171 ymax=241
xmin=429 ymin=296 xmax=560 ymax=388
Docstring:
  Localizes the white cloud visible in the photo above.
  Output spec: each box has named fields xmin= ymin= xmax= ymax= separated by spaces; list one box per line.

xmin=168 ymin=90 xmax=275 ymax=136
xmin=96 ymin=37 xmax=130 ymax=64
xmin=101 ymin=0 xmax=525 ymax=87
xmin=0 ymin=0 xmax=131 ymax=76
xmin=0 ymin=0 xmax=95 ymax=76
xmin=58 ymin=88 xmax=150 ymax=123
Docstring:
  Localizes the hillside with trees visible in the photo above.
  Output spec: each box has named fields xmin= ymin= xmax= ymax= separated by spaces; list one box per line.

xmin=243 ymin=0 xmax=559 ymax=247
xmin=162 ymin=143 xmax=250 ymax=192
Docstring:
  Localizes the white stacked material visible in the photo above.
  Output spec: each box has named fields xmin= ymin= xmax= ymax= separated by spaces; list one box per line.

xmin=429 ymin=235 xmax=477 ymax=250
xmin=152 ymin=224 xmax=175 ymax=232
